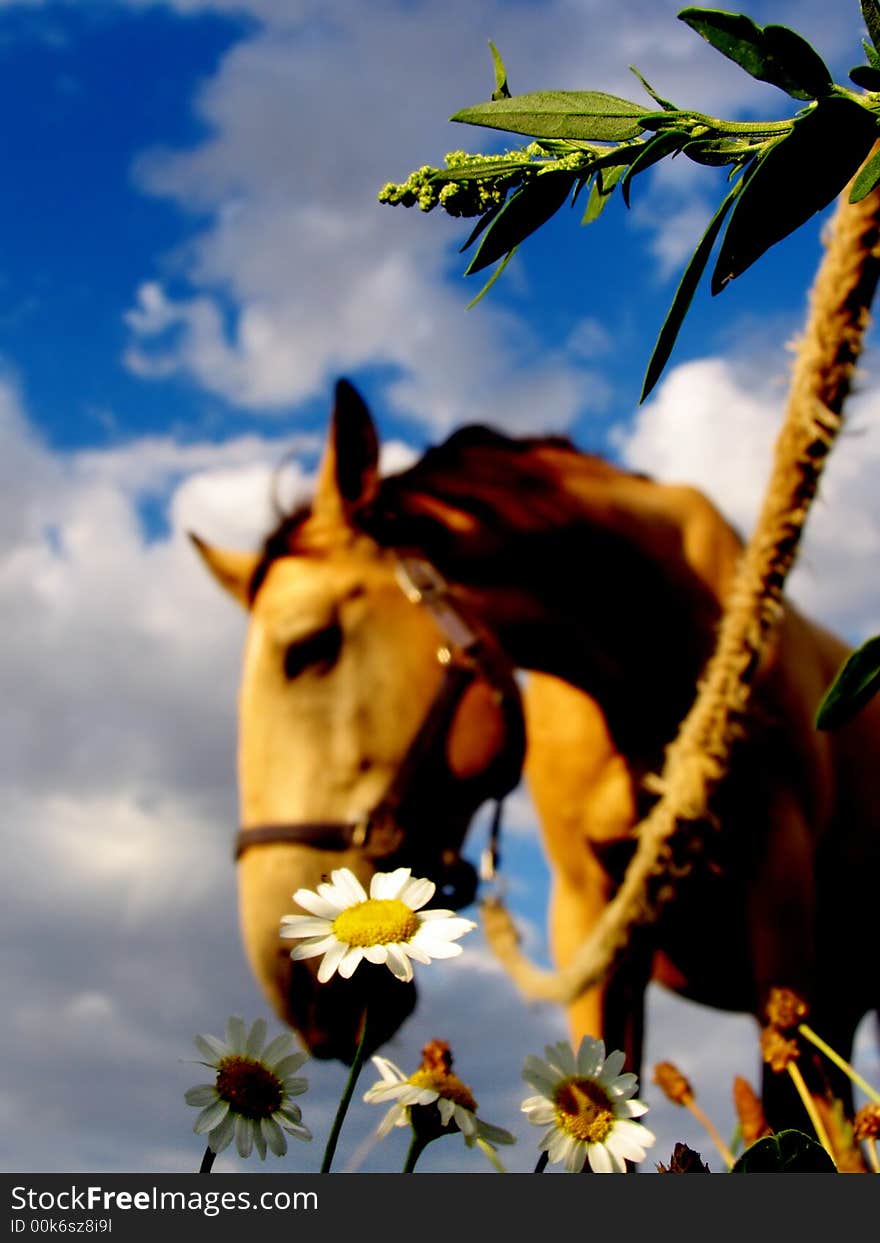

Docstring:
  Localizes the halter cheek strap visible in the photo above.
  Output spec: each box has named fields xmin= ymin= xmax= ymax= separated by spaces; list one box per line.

xmin=233 ymin=553 xmax=525 ymax=875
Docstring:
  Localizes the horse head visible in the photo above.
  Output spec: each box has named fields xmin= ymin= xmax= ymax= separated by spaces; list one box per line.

xmin=193 ymin=381 xmax=525 ymax=1063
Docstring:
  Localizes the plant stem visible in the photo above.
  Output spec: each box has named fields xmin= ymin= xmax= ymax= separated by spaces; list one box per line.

xmin=320 ymin=1009 xmax=369 ymax=1174
xmin=867 ymin=1138 xmax=880 ymax=1175
xmin=403 ymin=1133 xmax=430 ymax=1173
xmin=198 ymin=1146 xmax=216 ymax=1174
xmin=786 ymin=1062 xmax=836 ymax=1167
xmin=685 ymin=1096 xmax=735 ymax=1170
xmin=798 ymin=1023 xmax=880 ymax=1105
xmin=533 ymin=1150 xmax=549 ymax=1173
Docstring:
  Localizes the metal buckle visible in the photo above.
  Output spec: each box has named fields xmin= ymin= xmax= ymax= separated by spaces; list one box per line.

xmin=395 ymin=556 xmax=448 ymax=605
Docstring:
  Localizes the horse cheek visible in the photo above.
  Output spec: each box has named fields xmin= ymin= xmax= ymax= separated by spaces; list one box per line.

xmin=446 ymin=681 xmax=506 ymax=779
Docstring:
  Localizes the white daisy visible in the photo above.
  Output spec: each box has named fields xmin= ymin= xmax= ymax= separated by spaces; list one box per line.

xmin=185 ymin=1016 xmax=311 ymax=1159
xmin=363 ymin=1040 xmax=515 ymax=1161
xmin=280 ymin=866 xmax=476 ymax=984
xmin=521 ymin=1036 xmax=655 ymax=1173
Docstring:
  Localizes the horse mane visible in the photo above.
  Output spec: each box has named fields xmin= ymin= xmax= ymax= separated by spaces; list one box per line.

xmin=249 ymin=424 xmax=645 ymax=601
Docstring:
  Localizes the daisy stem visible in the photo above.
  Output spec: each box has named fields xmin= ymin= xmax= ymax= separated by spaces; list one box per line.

xmin=867 ymin=1138 xmax=880 ymax=1175
xmin=198 ymin=1146 xmax=216 ymax=1175
xmin=685 ymin=1096 xmax=735 ymax=1170
xmin=786 ymin=1061 xmax=837 ymax=1168
xmin=533 ymin=1150 xmax=549 ymax=1174
xmin=402 ymin=1133 xmax=431 ymax=1173
xmin=320 ymin=1009 xmax=369 ymax=1174
xmin=798 ymin=1023 xmax=880 ymax=1106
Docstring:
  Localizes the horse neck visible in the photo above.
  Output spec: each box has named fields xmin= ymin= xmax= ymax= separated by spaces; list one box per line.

xmin=453 ymin=451 xmax=743 ymax=759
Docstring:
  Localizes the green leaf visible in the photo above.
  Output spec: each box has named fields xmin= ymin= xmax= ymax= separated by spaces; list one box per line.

xmin=465 ymin=171 xmax=576 ymax=274
xmin=731 ymin=1130 xmax=837 ymax=1173
xmin=682 ymin=135 xmax=757 ymax=167
xmin=640 ymin=179 xmax=741 ymax=402
xmin=465 ymin=245 xmax=517 ymax=308
xmin=849 ymin=63 xmax=880 ymax=91
xmin=629 ymin=64 xmax=677 ymax=110
xmin=621 ymin=129 xmax=689 ymax=207
xmin=815 ymin=634 xmax=880 ymax=729
xmin=435 ymin=158 xmax=540 ymax=182
xmin=581 ymin=163 xmax=625 ymax=224
xmin=862 ymin=36 xmax=880 ymax=70
xmin=459 ymin=199 xmax=506 ymax=254
xmin=862 ymin=1 xmax=880 ymax=55
xmin=849 ymin=146 xmax=880 ymax=202
xmin=678 ymin=9 xmax=833 ymax=100
xmin=489 ymin=40 xmax=511 ymax=100
xmin=451 ymin=91 xmax=650 ymax=141
xmin=711 ymin=96 xmax=880 ymax=293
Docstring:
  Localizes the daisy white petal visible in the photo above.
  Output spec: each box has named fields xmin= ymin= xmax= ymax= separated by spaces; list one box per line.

xmin=362 ymin=944 xmax=389 ymax=964
xmin=261 ymin=1033 xmax=295 ymax=1066
xmin=316 ymin=940 xmax=348 ymax=983
xmin=235 ymin=1115 xmax=254 ymax=1159
xmin=435 ymin=1097 xmax=454 ymax=1125
xmin=226 ymin=1016 xmax=247 ymax=1052
xmin=588 ymin=1142 xmax=614 ymax=1173
xmin=193 ymin=1099 xmax=229 ymax=1135
xmin=185 ymin=1018 xmax=311 ymax=1164
xmin=193 ymin=1033 xmax=227 ymax=1064
xmin=208 ymin=1111 xmax=235 ymax=1155
xmin=520 ymin=1039 xmax=654 ymax=1173
xmin=328 ymin=867 xmax=368 ymax=905
xmin=288 ymin=934 xmax=338 ymax=960
xmin=245 ymin=1018 xmax=266 ymax=1057
xmin=337 ymin=946 xmax=364 ymax=979
xmin=290 ymin=889 xmax=342 ymax=919
xmin=279 ymin=915 xmax=335 ymax=938
xmin=261 ymin=1115 xmax=287 ymax=1157
xmin=411 ymin=940 xmax=462 ymax=960
xmin=383 ymin=943 xmax=414 ymax=982
xmin=369 ymin=867 xmax=411 ymax=899
xmin=272 ymin=1050 xmax=308 ymax=1078
xmin=184 ymin=1085 xmax=218 ymax=1108
xmin=371 ymin=1056 xmax=407 ymax=1084
xmin=375 ymin=1103 xmax=407 ymax=1139
xmin=599 ymin=1049 xmax=626 ymax=1081
xmin=398 ymin=876 xmax=436 ymax=910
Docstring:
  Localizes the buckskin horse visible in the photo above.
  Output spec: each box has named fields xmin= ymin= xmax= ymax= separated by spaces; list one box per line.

xmin=194 ymin=379 xmax=879 ymax=1148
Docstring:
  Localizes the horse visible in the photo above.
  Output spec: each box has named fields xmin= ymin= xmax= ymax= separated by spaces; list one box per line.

xmin=194 ymin=378 xmax=880 ymax=1152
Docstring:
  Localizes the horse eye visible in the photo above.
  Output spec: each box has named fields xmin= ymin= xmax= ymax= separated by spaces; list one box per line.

xmin=282 ymin=623 xmax=343 ymax=680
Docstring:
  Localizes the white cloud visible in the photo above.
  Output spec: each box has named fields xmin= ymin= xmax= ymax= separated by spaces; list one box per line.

xmin=120 ymin=1 xmax=863 ymax=433
xmin=616 ymin=354 xmax=880 ymax=642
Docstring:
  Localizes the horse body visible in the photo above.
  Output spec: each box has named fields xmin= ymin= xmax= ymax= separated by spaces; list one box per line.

xmin=196 ymin=381 xmax=879 ymax=1142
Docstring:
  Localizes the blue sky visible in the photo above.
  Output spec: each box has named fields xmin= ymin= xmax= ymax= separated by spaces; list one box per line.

xmin=2 ymin=0 xmax=879 ymax=1176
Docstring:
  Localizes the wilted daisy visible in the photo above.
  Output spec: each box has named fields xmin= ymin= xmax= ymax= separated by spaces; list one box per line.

xmin=280 ymin=866 xmax=476 ymax=983
xmin=185 ymin=1016 xmax=311 ymax=1159
xmin=364 ymin=1039 xmax=515 ymax=1166
xmin=521 ymin=1036 xmax=655 ymax=1173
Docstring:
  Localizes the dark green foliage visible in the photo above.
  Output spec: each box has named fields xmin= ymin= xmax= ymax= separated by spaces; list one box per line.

xmin=815 ymin=633 xmax=880 ymax=728
xmin=465 ymin=172 xmax=576 ymax=274
xmin=731 ymin=1129 xmax=837 ymax=1172
xmin=711 ymin=96 xmax=879 ymax=292
xmin=678 ymin=9 xmax=833 ymax=100
xmin=451 ymin=91 xmax=650 ymax=142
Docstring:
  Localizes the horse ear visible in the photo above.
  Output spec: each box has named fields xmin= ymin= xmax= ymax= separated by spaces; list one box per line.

xmin=311 ymin=379 xmax=379 ymax=526
xmin=189 ymin=533 xmax=259 ymax=608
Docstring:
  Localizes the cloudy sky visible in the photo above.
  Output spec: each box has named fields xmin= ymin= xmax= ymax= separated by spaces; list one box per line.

xmin=2 ymin=0 xmax=879 ymax=1177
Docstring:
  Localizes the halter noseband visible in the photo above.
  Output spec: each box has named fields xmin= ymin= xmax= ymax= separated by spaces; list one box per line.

xmin=233 ymin=553 xmax=526 ymax=900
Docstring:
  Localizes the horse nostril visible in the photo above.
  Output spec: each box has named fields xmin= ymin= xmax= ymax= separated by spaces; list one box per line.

xmin=358 ymin=756 xmax=373 ymax=772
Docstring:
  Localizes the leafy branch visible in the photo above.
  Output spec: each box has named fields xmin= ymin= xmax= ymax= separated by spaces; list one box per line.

xmin=379 ymin=4 xmax=880 ymax=403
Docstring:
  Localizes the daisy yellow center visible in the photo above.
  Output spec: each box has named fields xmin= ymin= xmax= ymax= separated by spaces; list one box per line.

xmin=408 ymin=1068 xmax=478 ymax=1113
xmin=215 ymin=1055 xmax=283 ymax=1120
xmin=332 ymin=898 xmax=420 ymax=947
xmin=553 ymin=1077 xmax=615 ymax=1144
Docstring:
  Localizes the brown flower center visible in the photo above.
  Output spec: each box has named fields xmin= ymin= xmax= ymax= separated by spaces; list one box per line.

xmin=408 ymin=1067 xmax=478 ymax=1113
xmin=554 ymin=1077 xmax=614 ymax=1144
xmin=215 ymin=1056 xmax=283 ymax=1119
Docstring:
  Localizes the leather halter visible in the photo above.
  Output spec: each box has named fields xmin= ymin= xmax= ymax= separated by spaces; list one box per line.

xmin=233 ymin=553 xmax=526 ymax=896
